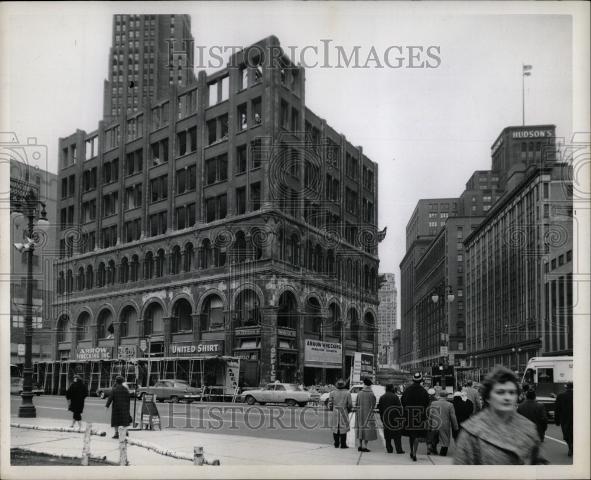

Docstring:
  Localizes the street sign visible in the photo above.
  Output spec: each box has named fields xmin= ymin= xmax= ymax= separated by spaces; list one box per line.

xmin=460 ymin=359 xmax=466 ymax=367
xmin=139 ymin=340 xmax=147 ymax=352
xmin=440 ymin=346 xmax=448 ymax=356
xmin=17 ymin=344 xmax=25 ymax=356
xmin=448 ymin=353 xmax=455 ymax=365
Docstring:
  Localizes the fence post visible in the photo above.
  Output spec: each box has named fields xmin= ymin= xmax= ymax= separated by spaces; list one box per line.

xmin=118 ymin=426 xmax=128 ymax=466
xmin=81 ymin=423 xmax=92 ymax=466
xmin=193 ymin=446 xmax=204 ymax=465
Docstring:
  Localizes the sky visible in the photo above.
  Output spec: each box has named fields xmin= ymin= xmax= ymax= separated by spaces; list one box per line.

xmin=0 ymin=2 xmax=583 ymax=329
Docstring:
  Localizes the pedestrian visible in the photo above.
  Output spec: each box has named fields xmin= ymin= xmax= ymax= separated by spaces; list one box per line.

xmin=377 ymin=384 xmax=405 ymax=454
xmin=454 ymin=366 xmax=543 ymax=465
xmin=65 ymin=374 xmax=88 ymax=429
xmin=105 ymin=375 xmax=131 ymax=439
xmin=428 ymin=389 xmax=459 ymax=456
xmin=462 ymin=380 xmax=482 ymax=414
xmin=517 ymin=390 xmax=548 ymax=442
xmin=452 ymin=391 xmax=474 ymax=439
xmin=426 ymin=388 xmax=438 ymax=454
xmin=401 ymin=372 xmax=430 ymax=461
xmin=554 ymin=382 xmax=573 ymax=456
xmin=355 ymin=377 xmax=378 ymax=452
xmin=328 ymin=378 xmax=353 ymax=449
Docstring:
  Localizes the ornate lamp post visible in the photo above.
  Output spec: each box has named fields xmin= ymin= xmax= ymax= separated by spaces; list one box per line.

xmin=12 ymin=184 xmax=50 ymax=418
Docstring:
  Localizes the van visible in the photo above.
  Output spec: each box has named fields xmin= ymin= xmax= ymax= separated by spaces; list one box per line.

xmin=521 ymin=356 xmax=572 ymax=414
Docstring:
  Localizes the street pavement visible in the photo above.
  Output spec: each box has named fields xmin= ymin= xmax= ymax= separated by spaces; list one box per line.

xmin=10 ymin=395 xmax=573 ymax=465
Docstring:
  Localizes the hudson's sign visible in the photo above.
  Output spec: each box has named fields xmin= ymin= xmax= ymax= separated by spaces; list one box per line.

xmin=511 ymin=129 xmax=553 ymax=139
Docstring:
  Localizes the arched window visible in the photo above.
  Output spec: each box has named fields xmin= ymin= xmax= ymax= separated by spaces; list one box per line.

xmin=144 ymin=252 xmax=154 ymax=279
xmin=364 ymin=265 xmax=370 ymax=290
xmin=107 ymin=260 xmax=116 ymax=285
xmin=66 ymin=270 xmax=73 ymax=293
xmin=200 ymin=295 xmax=224 ymax=332
xmin=370 ymin=267 xmax=376 ymax=292
xmin=76 ymin=312 xmax=90 ymax=342
xmin=97 ymin=309 xmax=114 ymax=339
xmin=235 ymin=290 xmax=261 ymax=327
xmin=120 ymin=257 xmax=129 ymax=283
xmin=233 ymin=231 xmax=247 ymax=263
xmin=199 ymin=239 xmax=211 ymax=269
xmin=278 ymin=291 xmax=298 ymax=329
xmin=305 ymin=297 xmax=322 ymax=335
xmin=76 ymin=267 xmax=85 ymax=291
xmin=144 ymin=302 xmax=164 ymax=335
xmin=290 ymin=234 xmax=300 ymax=266
xmin=130 ymin=255 xmax=139 ymax=281
xmin=364 ymin=312 xmax=375 ymax=342
xmin=85 ymin=265 xmax=94 ymax=289
xmin=347 ymin=309 xmax=359 ymax=341
xmin=170 ymin=246 xmax=182 ymax=274
xmin=183 ymin=243 xmax=194 ymax=271
xmin=155 ymin=249 xmax=165 ymax=277
xmin=120 ymin=306 xmax=138 ymax=337
xmin=56 ymin=315 xmax=71 ymax=343
xmin=251 ymin=229 xmax=263 ymax=260
xmin=329 ymin=303 xmax=341 ymax=338
xmin=327 ymin=250 xmax=335 ymax=276
xmin=97 ymin=263 xmax=106 ymax=287
xmin=172 ymin=299 xmax=193 ymax=332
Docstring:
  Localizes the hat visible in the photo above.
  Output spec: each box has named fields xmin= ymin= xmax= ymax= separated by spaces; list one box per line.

xmin=336 ymin=379 xmax=347 ymax=389
xmin=439 ymin=390 xmax=449 ymax=397
xmin=412 ymin=372 xmax=423 ymax=382
xmin=428 ymin=388 xmax=436 ymax=396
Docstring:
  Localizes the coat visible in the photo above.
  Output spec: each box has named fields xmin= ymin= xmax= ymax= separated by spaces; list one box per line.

xmin=462 ymin=386 xmax=482 ymax=413
xmin=355 ymin=386 xmax=378 ymax=441
xmin=517 ymin=399 xmax=548 ymax=441
xmin=105 ymin=384 xmax=131 ymax=428
xmin=65 ymin=380 xmax=88 ymax=415
xmin=454 ymin=408 xmax=541 ymax=465
xmin=428 ymin=398 xmax=459 ymax=447
xmin=401 ymin=382 xmax=430 ymax=438
xmin=328 ymin=388 xmax=353 ymax=434
xmin=554 ymin=389 xmax=573 ymax=444
xmin=377 ymin=391 xmax=404 ymax=434
xmin=453 ymin=397 xmax=474 ymax=425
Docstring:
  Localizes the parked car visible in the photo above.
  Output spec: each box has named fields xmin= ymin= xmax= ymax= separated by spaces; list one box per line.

xmin=320 ymin=384 xmax=386 ymax=408
xmin=136 ymin=379 xmax=202 ymax=403
xmin=10 ymin=378 xmax=44 ymax=396
xmin=97 ymin=382 xmax=137 ymax=399
xmin=242 ymin=383 xmax=311 ymax=407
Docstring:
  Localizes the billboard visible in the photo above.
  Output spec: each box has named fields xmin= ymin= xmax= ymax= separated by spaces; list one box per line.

xmin=304 ymin=339 xmax=342 ymax=368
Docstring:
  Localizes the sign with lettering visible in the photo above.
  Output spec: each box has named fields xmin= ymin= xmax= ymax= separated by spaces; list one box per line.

xmin=225 ymin=359 xmax=240 ymax=395
xmin=169 ymin=341 xmax=224 ymax=357
xmin=235 ymin=327 xmax=261 ymax=336
xmin=304 ymin=339 xmax=342 ymax=368
xmin=440 ymin=346 xmax=448 ymax=356
xmin=76 ymin=347 xmax=113 ymax=361
xmin=140 ymin=393 xmax=161 ymax=430
xmin=118 ymin=345 xmax=137 ymax=360
xmin=277 ymin=328 xmax=296 ymax=338
xmin=511 ymin=129 xmax=553 ymax=139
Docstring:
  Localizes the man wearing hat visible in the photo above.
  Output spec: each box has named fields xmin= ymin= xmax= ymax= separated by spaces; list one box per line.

xmin=328 ymin=379 xmax=353 ymax=448
xmin=65 ymin=374 xmax=88 ymax=429
xmin=105 ymin=375 xmax=131 ymax=439
xmin=401 ymin=372 xmax=430 ymax=461
xmin=428 ymin=389 xmax=459 ymax=456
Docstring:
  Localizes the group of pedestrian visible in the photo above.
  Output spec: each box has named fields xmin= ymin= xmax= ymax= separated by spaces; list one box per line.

xmin=64 ymin=375 xmax=132 ymax=439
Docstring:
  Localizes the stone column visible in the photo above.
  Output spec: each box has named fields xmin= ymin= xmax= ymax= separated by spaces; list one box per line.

xmin=90 ymin=324 xmax=98 ymax=348
xmin=297 ymin=313 xmax=305 ymax=383
xmin=192 ymin=314 xmax=202 ymax=344
xmin=162 ymin=316 xmax=173 ymax=356
xmin=113 ymin=321 xmax=121 ymax=357
xmin=224 ymin=311 xmax=234 ymax=356
xmin=260 ymin=307 xmax=278 ymax=384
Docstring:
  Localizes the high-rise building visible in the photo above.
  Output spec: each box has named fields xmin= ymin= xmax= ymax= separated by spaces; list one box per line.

xmin=103 ymin=14 xmax=196 ymax=120
xmin=48 ymin=32 xmax=380 ymax=395
xmin=377 ymin=273 xmax=397 ymax=366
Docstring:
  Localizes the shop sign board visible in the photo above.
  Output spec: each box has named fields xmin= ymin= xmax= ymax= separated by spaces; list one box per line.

xmin=169 ymin=341 xmax=224 ymax=357
xmin=76 ymin=347 xmax=113 ymax=361
xmin=118 ymin=345 xmax=137 ymax=360
xmin=304 ymin=339 xmax=342 ymax=368
xmin=352 ymin=352 xmax=375 ymax=383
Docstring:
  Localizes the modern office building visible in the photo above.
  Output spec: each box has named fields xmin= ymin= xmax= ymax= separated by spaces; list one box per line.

xmin=48 ymin=31 xmax=380 ymax=395
xmin=377 ymin=273 xmax=397 ymax=366
xmin=10 ymin=158 xmax=58 ymax=364
xmin=103 ymin=14 xmax=196 ymax=120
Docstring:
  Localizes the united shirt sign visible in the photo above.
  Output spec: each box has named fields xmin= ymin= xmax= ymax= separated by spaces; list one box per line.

xmin=304 ymin=339 xmax=342 ymax=368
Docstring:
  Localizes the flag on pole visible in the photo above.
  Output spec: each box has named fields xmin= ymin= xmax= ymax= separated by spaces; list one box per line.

xmin=523 ymin=64 xmax=533 ymax=76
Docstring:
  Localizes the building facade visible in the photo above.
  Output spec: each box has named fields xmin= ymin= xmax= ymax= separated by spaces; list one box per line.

xmin=377 ymin=273 xmax=397 ymax=366
xmin=10 ymin=158 xmax=58 ymax=364
xmin=50 ymin=33 xmax=380 ymax=394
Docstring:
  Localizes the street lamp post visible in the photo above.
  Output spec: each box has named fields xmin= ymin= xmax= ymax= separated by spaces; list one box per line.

xmin=511 ymin=346 xmax=522 ymax=375
xmin=431 ymin=285 xmax=455 ymax=390
xmin=12 ymin=186 xmax=49 ymax=418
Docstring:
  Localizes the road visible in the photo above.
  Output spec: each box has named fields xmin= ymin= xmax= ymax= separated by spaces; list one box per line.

xmin=11 ymin=395 xmax=572 ymax=464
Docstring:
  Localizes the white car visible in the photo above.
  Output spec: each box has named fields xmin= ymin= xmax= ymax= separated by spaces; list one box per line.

xmin=320 ymin=384 xmax=386 ymax=408
xmin=242 ymin=383 xmax=311 ymax=407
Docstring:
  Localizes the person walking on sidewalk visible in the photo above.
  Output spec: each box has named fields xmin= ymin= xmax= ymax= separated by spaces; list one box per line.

xmin=65 ymin=374 xmax=88 ymax=429
xmin=401 ymin=372 xmax=430 ymax=461
xmin=428 ymin=389 xmax=459 ymax=456
xmin=328 ymin=379 xmax=353 ymax=449
xmin=377 ymin=384 xmax=405 ymax=454
xmin=355 ymin=377 xmax=378 ymax=452
xmin=454 ymin=367 xmax=542 ymax=465
xmin=462 ymin=380 xmax=482 ymax=414
xmin=517 ymin=390 xmax=548 ymax=442
xmin=105 ymin=376 xmax=130 ymax=439
xmin=554 ymin=382 xmax=573 ymax=456
xmin=452 ymin=391 xmax=474 ymax=440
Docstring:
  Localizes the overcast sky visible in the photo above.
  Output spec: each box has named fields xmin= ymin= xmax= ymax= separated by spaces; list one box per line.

xmin=1 ymin=2 xmax=585 ymax=328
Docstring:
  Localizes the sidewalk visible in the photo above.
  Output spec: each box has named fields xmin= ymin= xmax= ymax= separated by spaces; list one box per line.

xmin=10 ymin=416 xmax=454 ymax=466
